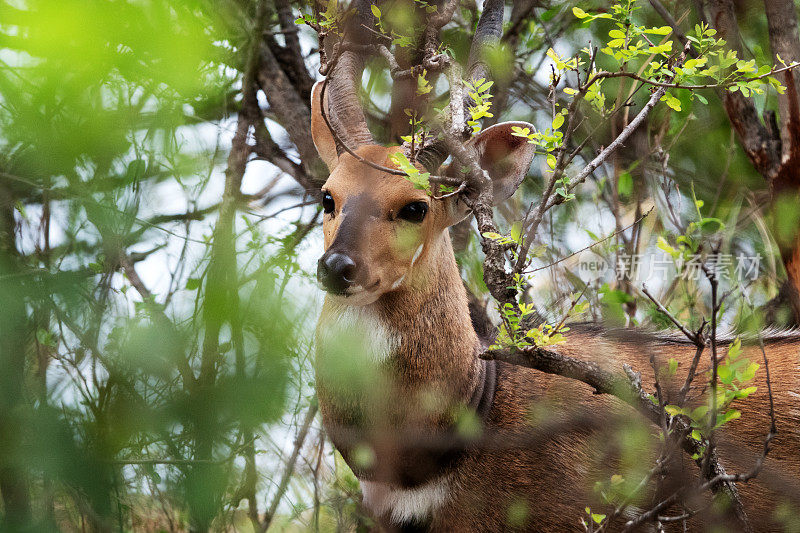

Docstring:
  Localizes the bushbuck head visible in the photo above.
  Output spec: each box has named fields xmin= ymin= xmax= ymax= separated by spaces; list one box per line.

xmin=311 ymin=81 xmax=536 ymax=306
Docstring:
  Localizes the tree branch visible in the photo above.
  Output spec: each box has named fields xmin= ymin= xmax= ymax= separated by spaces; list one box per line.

xmin=259 ymin=38 xmax=328 ymax=188
xmin=764 ymin=0 xmax=800 ymax=162
xmin=261 ymin=403 xmax=318 ymax=532
xmin=700 ymin=0 xmax=781 ymax=179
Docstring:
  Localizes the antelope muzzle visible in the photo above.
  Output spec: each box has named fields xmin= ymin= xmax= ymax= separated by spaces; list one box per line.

xmin=317 ymin=251 xmax=358 ymax=295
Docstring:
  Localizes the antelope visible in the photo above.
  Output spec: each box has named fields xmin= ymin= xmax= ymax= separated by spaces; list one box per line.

xmin=311 ymin=5 xmax=800 ymax=532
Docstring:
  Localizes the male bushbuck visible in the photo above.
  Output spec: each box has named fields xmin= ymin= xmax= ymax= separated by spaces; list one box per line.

xmin=310 ymin=72 xmax=800 ymax=530
xmin=310 ymin=23 xmax=800 ymax=533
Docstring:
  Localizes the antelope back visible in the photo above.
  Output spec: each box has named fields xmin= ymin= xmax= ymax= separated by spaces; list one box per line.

xmin=427 ymin=327 xmax=800 ymax=531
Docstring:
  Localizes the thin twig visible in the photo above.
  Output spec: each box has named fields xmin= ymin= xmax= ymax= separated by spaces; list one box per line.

xmin=588 ymin=63 xmax=800 ymax=91
xmin=677 ymin=321 xmax=707 ymax=405
xmin=526 ymin=207 xmax=653 ymax=274
xmin=640 ymin=284 xmax=697 ymax=343
xmin=556 ymin=86 xmax=668 ymax=203
xmin=516 ymin=84 xmax=667 ymax=271
xmin=261 ymin=404 xmax=319 ymax=532
xmin=432 ymin=181 xmax=467 ymax=200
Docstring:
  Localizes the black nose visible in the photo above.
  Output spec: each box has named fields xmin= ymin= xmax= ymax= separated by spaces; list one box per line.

xmin=317 ymin=252 xmax=357 ymax=294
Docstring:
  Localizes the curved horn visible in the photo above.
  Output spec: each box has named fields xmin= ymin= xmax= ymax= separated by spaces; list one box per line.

xmin=416 ymin=142 xmax=449 ymax=173
xmin=465 ymin=0 xmax=504 ymax=86
xmin=416 ymin=0 xmax=505 ymax=172
xmin=328 ymin=52 xmax=374 ymax=151
xmin=327 ymin=0 xmax=375 ymax=153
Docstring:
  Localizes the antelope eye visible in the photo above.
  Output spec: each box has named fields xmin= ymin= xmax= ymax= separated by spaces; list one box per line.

xmin=321 ymin=191 xmax=335 ymax=214
xmin=397 ymin=201 xmax=428 ymax=223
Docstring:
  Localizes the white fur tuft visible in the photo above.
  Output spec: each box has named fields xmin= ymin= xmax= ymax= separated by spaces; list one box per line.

xmin=411 ymin=244 xmax=424 ymax=266
xmin=390 ymin=274 xmax=406 ymax=290
xmin=361 ymin=475 xmax=452 ymax=524
xmin=319 ymin=305 xmax=401 ymax=363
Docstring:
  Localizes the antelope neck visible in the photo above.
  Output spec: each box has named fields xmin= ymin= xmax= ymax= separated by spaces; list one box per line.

xmin=360 ymin=236 xmax=496 ymax=490
xmin=374 ymin=235 xmax=489 ymax=413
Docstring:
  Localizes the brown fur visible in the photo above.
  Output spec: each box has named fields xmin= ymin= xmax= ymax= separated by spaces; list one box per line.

xmin=429 ymin=331 xmax=800 ymax=531
xmin=310 ymin=83 xmax=800 ymax=531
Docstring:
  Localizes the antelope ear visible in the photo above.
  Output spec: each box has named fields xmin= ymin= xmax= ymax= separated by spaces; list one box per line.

xmin=468 ymin=121 xmax=536 ymax=203
xmin=311 ymin=81 xmax=339 ymax=171
xmin=439 ymin=121 xmax=536 ymax=228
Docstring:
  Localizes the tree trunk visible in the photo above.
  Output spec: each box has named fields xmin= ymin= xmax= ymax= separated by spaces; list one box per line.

xmin=0 ymin=182 xmax=32 ymax=528
xmin=701 ymin=0 xmax=800 ymax=324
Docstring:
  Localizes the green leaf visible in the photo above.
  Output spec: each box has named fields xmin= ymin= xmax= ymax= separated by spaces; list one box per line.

xmin=728 ymin=338 xmax=742 ymax=359
xmin=370 ymin=4 xmax=381 ymax=18
xmin=511 ymin=126 xmax=531 ymax=137
xmin=722 ymin=409 xmax=741 ymax=424
xmin=600 ymin=286 xmax=634 ymax=304
xmin=668 ymin=358 xmax=679 ymax=376
xmin=14 ymin=200 xmax=27 ymax=219
xmin=510 ymin=222 xmax=522 ymax=243
xmin=390 ymin=152 xmax=430 ymax=192
xmin=736 ymin=59 xmax=756 ymax=73
xmin=645 ymin=26 xmax=672 ymax=35
xmin=417 ymin=72 xmax=432 ymax=95
xmin=690 ymin=405 xmax=708 ymax=420
xmin=661 ymin=93 xmax=682 ymax=112
xmin=36 ymin=328 xmax=56 ymax=347
xmin=739 ymin=386 xmax=758 ymax=397
xmin=657 ymin=236 xmax=678 ymax=258
xmin=617 ymin=171 xmax=632 ymax=197
xmin=552 ymin=113 xmax=565 ymax=130
xmin=647 ymin=42 xmax=673 ymax=55
xmin=740 ymin=362 xmax=759 ymax=382
xmin=572 ymin=6 xmax=589 ymax=19
xmin=718 ymin=364 xmax=733 ymax=384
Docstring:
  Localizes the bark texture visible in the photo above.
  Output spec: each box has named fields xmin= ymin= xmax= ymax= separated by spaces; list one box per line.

xmin=701 ymin=0 xmax=800 ymax=323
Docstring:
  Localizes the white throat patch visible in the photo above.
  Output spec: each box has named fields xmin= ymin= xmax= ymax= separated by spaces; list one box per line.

xmin=318 ymin=305 xmax=401 ymax=364
xmin=360 ymin=475 xmax=452 ymax=524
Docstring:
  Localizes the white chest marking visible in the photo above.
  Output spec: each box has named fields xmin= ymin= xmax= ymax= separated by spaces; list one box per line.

xmin=360 ymin=475 xmax=452 ymax=524
xmin=320 ymin=305 xmax=401 ymax=364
